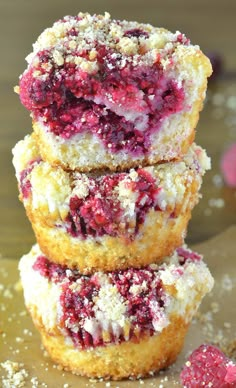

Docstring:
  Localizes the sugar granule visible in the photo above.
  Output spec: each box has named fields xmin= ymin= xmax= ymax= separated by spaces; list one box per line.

xmin=1 ymin=360 xmax=28 ymax=388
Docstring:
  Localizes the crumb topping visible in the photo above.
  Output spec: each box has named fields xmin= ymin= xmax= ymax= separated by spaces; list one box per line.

xmin=22 ymin=244 xmax=213 ymax=349
xmin=26 ymin=12 xmax=190 ymax=69
xmin=94 ymin=282 xmax=127 ymax=325
xmin=65 ymin=167 xmax=161 ymax=239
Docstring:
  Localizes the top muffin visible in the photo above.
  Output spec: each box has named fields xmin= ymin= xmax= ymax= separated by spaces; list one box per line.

xmin=17 ymin=12 xmax=212 ymax=171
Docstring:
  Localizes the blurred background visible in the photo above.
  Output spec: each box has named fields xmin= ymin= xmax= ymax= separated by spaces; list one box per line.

xmin=1 ymin=0 xmax=236 ymax=260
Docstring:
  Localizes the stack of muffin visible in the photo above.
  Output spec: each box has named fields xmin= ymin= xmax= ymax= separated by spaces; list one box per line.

xmin=13 ymin=13 xmax=214 ymax=380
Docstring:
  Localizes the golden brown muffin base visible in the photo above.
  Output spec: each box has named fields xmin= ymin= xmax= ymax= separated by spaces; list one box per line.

xmin=39 ymin=315 xmax=188 ymax=380
xmin=27 ymin=205 xmax=193 ymax=274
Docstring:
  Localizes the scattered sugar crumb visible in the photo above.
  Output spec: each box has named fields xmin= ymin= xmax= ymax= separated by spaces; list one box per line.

xmin=15 ymin=337 xmax=24 ymax=343
xmin=0 ymin=267 xmax=8 ymax=278
xmin=14 ymin=280 xmax=23 ymax=292
xmin=23 ymin=329 xmax=33 ymax=336
xmin=212 ymin=174 xmax=223 ymax=188
xmin=226 ymin=95 xmax=236 ymax=110
xmin=223 ymin=322 xmax=231 ymax=329
xmin=211 ymin=92 xmax=225 ymax=106
xmin=3 ymin=288 xmax=13 ymax=299
xmin=204 ymin=207 xmax=212 ymax=216
xmin=31 ymin=376 xmax=39 ymax=387
xmin=194 ymin=269 xmax=235 ymax=356
xmin=210 ymin=302 xmax=219 ymax=314
xmin=208 ymin=198 xmax=225 ymax=208
xmin=1 ymin=360 xmax=28 ymax=388
xmin=221 ymin=274 xmax=234 ymax=291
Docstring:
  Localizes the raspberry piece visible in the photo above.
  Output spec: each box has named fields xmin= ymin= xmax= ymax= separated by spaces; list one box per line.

xmin=19 ymin=159 xmax=41 ymax=198
xmin=124 ymin=28 xmax=149 ymax=38
xmin=66 ymin=169 xmax=160 ymax=239
xmin=220 ymin=143 xmax=236 ymax=187
xmin=180 ymin=344 xmax=236 ymax=387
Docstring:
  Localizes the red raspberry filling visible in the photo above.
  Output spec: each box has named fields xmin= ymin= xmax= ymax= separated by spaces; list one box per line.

xmin=32 ymin=255 xmax=178 ymax=349
xmin=19 ymin=159 xmax=41 ymax=199
xmin=33 ymin=255 xmax=71 ymax=282
xmin=176 ymin=247 xmax=202 ymax=264
xmin=19 ymin=160 xmax=161 ymax=238
xmin=19 ymin=43 xmax=185 ymax=155
xmin=180 ymin=344 xmax=236 ymax=387
xmin=111 ymin=269 xmax=164 ymax=331
xmin=66 ymin=168 xmax=161 ymax=239
xmin=43 ymin=96 xmax=150 ymax=154
xmin=124 ymin=28 xmax=149 ymax=39
xmin=220 ymin=143 xmax=236 ymax=187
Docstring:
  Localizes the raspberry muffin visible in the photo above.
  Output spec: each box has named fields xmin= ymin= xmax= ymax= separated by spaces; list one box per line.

xmin=19 ymin=244 xmax=214 ymax=380
xmin=17 ymin=12 xmax=212 ymax=172
xmin=13 ymin=134 xmax=210 ymax=273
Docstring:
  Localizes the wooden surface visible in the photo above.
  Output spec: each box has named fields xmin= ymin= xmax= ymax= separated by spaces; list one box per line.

xmin=1 ymin=0 xmax=236 ymax=261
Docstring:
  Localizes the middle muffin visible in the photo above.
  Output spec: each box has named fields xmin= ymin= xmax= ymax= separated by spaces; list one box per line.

xmin=13 ymin=133 xmax=210 ymax=273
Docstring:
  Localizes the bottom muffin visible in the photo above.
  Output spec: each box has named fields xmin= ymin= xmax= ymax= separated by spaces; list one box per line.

xmin=19 ymin=244 xmax=214 ymax=380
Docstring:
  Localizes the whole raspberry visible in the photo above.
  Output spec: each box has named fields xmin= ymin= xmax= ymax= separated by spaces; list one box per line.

xmin=220 ymin=143 xmax=236 ymax=187
xmin=207 ymin=51 xmax=223 ymax=81
xmin=180 ymin=344 xmax=236 ymax=387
